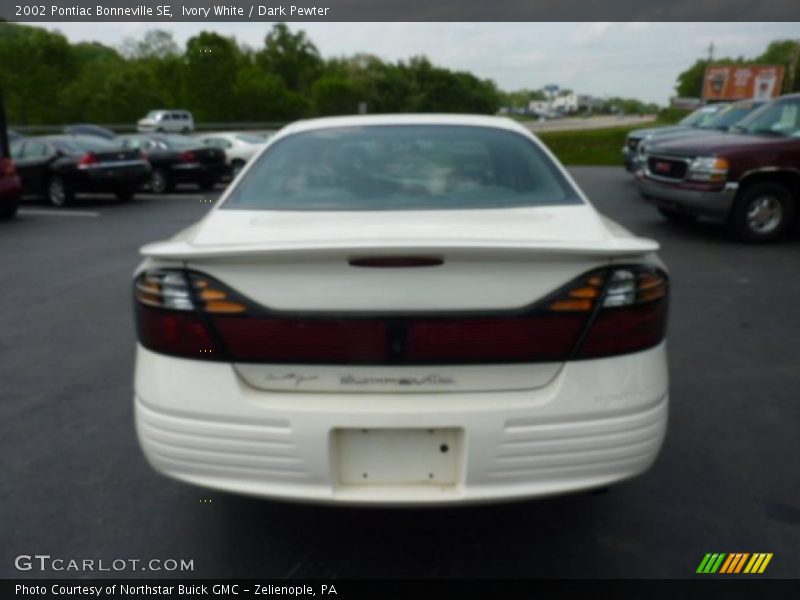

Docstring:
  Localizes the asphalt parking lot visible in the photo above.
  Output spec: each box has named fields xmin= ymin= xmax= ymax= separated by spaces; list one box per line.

xmin=1 ymin=167 xmax=799 ymax=579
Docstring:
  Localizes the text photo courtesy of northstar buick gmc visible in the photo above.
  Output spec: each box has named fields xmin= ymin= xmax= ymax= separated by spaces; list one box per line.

xmin=133 ymin=114 xmax=670 ymax=505
xmin=637 ymin=93 xmax=800 ymax=242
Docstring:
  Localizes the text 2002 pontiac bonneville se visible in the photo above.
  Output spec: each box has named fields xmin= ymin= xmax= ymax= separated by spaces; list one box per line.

xmin=133 ymin=115 xmax=669 ymax=504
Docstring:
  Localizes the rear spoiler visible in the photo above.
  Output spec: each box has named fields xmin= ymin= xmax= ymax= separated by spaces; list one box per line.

xmin=141 ymin=237 xmax=659 ymax=260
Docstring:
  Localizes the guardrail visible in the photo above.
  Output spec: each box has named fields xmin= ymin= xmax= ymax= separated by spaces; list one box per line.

xmin=10 ymin=122 xmax=289 ymax=135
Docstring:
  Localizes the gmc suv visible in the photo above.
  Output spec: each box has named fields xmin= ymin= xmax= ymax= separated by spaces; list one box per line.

xmin=637 ymin=94 xmax=800 ymax=243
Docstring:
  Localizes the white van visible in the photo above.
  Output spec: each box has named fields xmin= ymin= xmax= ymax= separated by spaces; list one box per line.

xmin=137 ymin=110 xmax=195 ymax=134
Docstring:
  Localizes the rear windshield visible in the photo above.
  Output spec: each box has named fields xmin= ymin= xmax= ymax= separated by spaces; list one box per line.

xmin=223 ymin=125 xmax=581 ymax=211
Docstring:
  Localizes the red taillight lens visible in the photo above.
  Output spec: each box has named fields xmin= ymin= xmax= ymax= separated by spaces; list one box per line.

xmin=134 ymin=267 xmax=668 ymax=364
xmin=578 ymin=299 xmax=667 ymax=359
xmin=405 ymin=315 xmax=586 ymax=363
xmin=180 ymin=151 xmax=196 ymax=162
xmin=0 ymin=157 xmax=16 ymax=177
xmin=214 ymin=318 xmax=389 ymax=363
xmin=77 ymin=152 xmax=99 ymax=168
xmin=136 ymin=304 xmax=220 ymax=358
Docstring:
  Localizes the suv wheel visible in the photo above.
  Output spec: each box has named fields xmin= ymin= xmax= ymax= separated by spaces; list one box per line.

xmin=48 ymin=177 xmax=73 ymax=207
xmin=727 ymin=181 xmax=795 ymax=243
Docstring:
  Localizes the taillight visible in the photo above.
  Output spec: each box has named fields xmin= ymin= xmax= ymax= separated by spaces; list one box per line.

xmin=134 ymin=270 xmax=221 ymax=359
xmin=134 ymin=266 xmax=668 ymax=364
xmin=77 ymin=152 xmax=99 ymax=169
xmin=577 ymin=267 xmax=669 ymax=359
xmin=180 ymin=151 xmax=196 ymax=162
xmin=0 ymin=157 xmax=16 ymax=178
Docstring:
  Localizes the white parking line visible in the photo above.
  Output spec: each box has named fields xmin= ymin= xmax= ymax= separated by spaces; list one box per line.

xmin=18 ymin=209 xmax=100 ymax=218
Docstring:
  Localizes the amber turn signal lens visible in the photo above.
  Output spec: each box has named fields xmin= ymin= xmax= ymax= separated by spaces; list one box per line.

xmin=568 ymin=286 xmax=600 ymax=299
xmin=203 ymin=300 xmax=247 ymax=314
xmin=199 ymin=289 xmax=227 ymax=301
xmin=549 ymin=299 xmax=593 ymax=312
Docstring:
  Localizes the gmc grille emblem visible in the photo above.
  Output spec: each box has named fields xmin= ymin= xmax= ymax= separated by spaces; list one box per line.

xmin=654 ymin=161 xmax=672 ymax=174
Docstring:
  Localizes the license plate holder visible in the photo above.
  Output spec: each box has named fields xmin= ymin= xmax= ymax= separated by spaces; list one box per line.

xmin=334 ymin=428 xmax=462 ymax=487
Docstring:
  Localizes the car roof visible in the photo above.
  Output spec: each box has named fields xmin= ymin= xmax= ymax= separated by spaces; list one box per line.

xmin=281 ymin=114 xmax=531 ymax=137
xmin=23 ymin=134 xmax=103 ymax=143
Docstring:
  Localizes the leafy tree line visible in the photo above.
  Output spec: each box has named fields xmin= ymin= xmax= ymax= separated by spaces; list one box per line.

xmin=0 ymin=22 xmax=501 ymax=125
xmin=675 ymin=39 xmax=800 ymax=98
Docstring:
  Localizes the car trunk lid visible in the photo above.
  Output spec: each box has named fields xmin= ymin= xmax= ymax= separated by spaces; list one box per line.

xmin=141 ymin=205 xmax=657 ymax=393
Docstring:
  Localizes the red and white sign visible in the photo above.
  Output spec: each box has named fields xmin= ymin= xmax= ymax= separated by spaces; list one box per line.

xmin=703 ymin=65 xmax=785 ymax=101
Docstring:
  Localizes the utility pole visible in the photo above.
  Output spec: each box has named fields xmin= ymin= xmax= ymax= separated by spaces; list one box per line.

xmin=707 ymin=42 xmax=715 ymax=63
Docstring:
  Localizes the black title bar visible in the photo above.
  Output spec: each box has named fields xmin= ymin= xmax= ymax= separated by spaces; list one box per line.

xmin=1 ymin=0 xmax=800 ymax=21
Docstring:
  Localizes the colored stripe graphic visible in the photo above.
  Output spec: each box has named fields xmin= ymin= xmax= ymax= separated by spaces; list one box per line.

xmin=697 ymin=553 xmax=727 ymax=573
xmin=744 ymin=553 xmax=773 ymax=574
xmin=696 ymin=554 xmax=713 ymax=573
xmin=720 ymin=553 xmax=749 ymax=573
xmin=699 ymin=552 xmax=773 ymax=574
xmin=719 ymin=554 xmax=736 ymax=574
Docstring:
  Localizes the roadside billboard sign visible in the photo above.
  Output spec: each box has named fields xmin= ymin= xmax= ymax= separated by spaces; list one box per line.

xmin=703 ymin=65 xmax=785 ymax=101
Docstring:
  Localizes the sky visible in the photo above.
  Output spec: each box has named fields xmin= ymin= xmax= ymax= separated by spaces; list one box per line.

xmin=38 ymin=22 xmax=800 ymax=105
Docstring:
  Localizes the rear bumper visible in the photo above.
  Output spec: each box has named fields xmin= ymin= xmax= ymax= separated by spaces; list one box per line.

xmin=74 ymin=164 xmax=151 ymax=191
xmin=636 ymin=175 xmax=738 ymax=218
xmin=170 ymin=163 xmax=225 ymax=183
xmin=134 ymin=342 xmax=669 ymax=505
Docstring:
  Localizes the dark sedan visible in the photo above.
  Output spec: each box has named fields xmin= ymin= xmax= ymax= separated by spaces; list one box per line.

xmin=10 ymin=135 xmax=151 ymax=206
xmin=117 ymin=134 xmax=226 ymax=193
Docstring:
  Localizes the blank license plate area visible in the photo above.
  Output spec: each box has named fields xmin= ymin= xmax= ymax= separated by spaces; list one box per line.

xmin=334 ymin=428 xmax=461 ymax=487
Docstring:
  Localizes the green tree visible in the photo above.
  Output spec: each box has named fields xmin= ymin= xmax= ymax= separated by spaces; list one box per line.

xmin=674 ymin=59 xmax=711 ymax=98
xmin=757 ymin=39 xmax=800 ymax=93
xmin=0 ymin=24 xmax=77 ymax=124
xmin=234 ymin=65 xmax=309 ymax=121
xmin=183 ymin=32 xmax=241 ymax=122
xmin=311 ymin=75 xmax=363 ymax=115
xmin=256 ymin=23 xmax=323 ymax=92
xmin=120 ymin=29 xmax=180 ymax=60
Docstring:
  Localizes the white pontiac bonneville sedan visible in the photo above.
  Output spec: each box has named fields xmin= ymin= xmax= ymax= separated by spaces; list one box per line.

xmin=133 ymin=114 xmax=669 ymax=504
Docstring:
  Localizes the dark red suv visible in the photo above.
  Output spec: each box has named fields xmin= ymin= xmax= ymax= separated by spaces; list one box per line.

xmin=637 ymin=93 xmax=800 ymax=243
xmin=0 ymin=87 xmax=21 ymax=220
